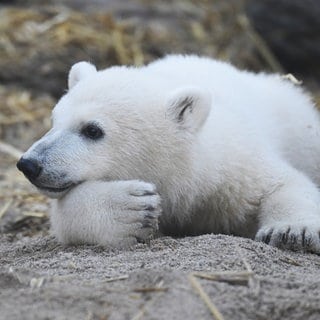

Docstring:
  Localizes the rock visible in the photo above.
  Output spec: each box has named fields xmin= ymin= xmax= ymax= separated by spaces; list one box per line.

xmin=247 ymin=0 xmax=320 ymax=81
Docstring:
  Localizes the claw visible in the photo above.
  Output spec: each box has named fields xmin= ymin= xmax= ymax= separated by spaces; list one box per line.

xmin=142 ymin=190 xmax=157 ymax=196
xmin=281 ymin=228 xmax=290 ymax=244
xmin=289 ymin=234 xmax=297 ymax=245
xmin=142 ymin=221 xmax=153 ymax=228
xmin=144 ymin=204 xmax=155 ymax=211
xmin=135 ymin=236 xmax=145 ymax=243
xmin=145 ymin=213 xmax=157 ymax=219
xmin=301 ymin=228 xmax=306 ymax=247
xmin=263 ymin=229 xmax=273 ymax=244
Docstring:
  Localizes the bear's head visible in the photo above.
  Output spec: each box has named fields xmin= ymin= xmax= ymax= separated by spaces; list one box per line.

xmin=17 ymin=61 xmax=212 ymax=198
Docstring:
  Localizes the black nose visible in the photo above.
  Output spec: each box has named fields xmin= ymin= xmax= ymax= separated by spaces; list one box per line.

xmin=16 ymin=157 xmax=42 ymax=180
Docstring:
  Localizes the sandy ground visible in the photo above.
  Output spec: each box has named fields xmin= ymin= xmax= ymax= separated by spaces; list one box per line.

xmin=1 ymin=232 xmax=320 ymax=320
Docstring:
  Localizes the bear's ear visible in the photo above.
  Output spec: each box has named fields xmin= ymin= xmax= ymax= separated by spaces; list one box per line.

xmin=68 ymin=61 xmax=97 ymax=90
xmin=166 ymin=87 xmax=211 ymax=132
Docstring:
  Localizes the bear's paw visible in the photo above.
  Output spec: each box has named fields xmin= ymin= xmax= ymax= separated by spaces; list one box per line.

xmin=255 ymin=222 xmax=320 ymax=253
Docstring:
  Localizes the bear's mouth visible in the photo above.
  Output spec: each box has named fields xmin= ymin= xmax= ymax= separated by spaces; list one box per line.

xmin=33 ymin=182 xmax=75 ymax=193
xmin=36 ymin=184 xmax=74 ymax=193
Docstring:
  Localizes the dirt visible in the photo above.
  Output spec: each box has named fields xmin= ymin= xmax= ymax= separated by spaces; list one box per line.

xmin=1 ymin=233 xmax=320 ymax=320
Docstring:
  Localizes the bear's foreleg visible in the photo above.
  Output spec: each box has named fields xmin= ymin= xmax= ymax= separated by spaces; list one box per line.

xmin=256 ymin=166 xmax=320 ymax=253
xmin=50 ymin=180 xmax=161 ymax=247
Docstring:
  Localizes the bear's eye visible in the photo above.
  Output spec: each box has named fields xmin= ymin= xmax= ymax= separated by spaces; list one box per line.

xmin=81 ymin=123 xmax=104 ymax=140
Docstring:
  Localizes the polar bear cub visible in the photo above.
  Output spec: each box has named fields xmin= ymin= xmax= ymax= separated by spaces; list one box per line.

xmin=17 ymin=55 xmax=320 ymax=253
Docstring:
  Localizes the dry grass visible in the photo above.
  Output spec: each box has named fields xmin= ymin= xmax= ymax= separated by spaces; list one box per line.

xmin=0 ymin=85 xmax=53 ymax=236
xmin=0 ymin=1 xmax=280 ymax=96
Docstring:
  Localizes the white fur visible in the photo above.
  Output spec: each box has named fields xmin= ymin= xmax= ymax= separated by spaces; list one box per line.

xmin=22 ymin=55 xmax=320 ymax=252
xmin=51 ymin=180 xmax=161 ymax=247
xmin=68 ymin=61 xmax=97 ymax=90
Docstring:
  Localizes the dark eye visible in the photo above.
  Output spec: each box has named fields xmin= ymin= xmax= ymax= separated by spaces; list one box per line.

xmin=81 ymin=123 xmax=104 ymax=140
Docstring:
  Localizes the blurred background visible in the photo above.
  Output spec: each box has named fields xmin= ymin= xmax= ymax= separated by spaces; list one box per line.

xmin=0 ymin=0 xmax=319 ymax=238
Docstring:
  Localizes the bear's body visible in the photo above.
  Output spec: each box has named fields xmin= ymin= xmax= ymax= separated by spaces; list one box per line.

xmin=18 ymin=55 xmax=320 ymax=252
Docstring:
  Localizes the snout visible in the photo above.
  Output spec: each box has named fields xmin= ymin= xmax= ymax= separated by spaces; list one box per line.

xmin=16 ymin=131 xmax=79 ymax=198
xmin=16 ymin=155 xmax=76 ymax=198
xmin=17 ymin=157 xmax=42 ymax=181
